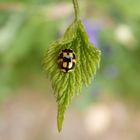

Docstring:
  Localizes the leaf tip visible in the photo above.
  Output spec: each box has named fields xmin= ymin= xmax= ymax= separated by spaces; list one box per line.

xmin=57 ymin=113 xmax=64 ymax=132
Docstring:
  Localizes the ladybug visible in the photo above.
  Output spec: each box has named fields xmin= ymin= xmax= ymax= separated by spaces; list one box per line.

xmin=58 ymin=49 xmax=76 ymax=73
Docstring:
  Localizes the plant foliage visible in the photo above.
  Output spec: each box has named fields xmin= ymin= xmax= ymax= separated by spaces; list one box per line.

xmin=43 ymin=20 xmax=101 ymax=132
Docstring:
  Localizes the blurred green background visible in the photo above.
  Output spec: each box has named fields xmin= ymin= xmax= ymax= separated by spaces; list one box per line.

xmin=0 ymin=0 xmax=140 ymax=140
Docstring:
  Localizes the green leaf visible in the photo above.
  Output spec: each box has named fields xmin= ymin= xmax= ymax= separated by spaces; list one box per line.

xmin=43 ymin=20 xmax=101 ymax=132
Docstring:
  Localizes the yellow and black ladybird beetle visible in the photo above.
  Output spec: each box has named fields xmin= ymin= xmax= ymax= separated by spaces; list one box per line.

xmin=58 ymin=49 xmax=76 ymax=73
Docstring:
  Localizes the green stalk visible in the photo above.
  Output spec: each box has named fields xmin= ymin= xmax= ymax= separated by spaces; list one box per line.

xmin=72 ymin=0 xmax=80 ymax=21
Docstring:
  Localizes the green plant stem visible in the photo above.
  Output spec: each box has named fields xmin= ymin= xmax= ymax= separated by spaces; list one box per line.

xmin=72 ymin=0 xmax=80 ymax=21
